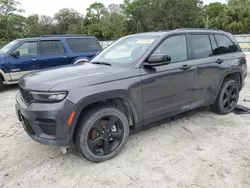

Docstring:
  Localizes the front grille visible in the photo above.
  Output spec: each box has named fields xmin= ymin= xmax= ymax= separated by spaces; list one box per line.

xmin=19 ymin=86 xmax=33 ymax=104
xmin=22 ymin=116 xmax=36 ymax=135
xmin=36 ymin=119 xmax=57 ymax=136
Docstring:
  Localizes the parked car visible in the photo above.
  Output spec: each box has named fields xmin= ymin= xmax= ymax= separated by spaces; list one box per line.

xmin=0 ymin=34 xmax=102 ymax=90
xmin=15 ymin=29 xmax=247 ymax=162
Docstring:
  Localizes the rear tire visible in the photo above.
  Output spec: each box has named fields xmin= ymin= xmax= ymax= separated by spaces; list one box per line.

xmin=75 ymin=105 xmax=129 ymax=163
xmin=210 ymin=79 xmax=239 ymax=115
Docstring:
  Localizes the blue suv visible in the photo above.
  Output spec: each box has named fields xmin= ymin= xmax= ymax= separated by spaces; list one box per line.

xmin=0 ymin=35 xmax=102 ymax=90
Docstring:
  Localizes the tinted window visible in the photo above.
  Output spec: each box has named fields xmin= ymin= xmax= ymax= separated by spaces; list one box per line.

xmin=66 ymin=38 xmax=102 ymax=53
xmin=40 ymin=40 xmax=65 ymax=55
xmin=153 ymin=35 xmax=187 ymax=63
xmin=15 ymin=42 xmax=38 ymax=56
xmin=214 ymin=35 xmax=238 ymax=54
xmin=190 ymin=35 xmax=212 ymax=59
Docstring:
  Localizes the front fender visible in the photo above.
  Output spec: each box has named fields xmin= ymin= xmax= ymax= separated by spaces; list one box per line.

xmin=68 ymin=90 xmax=140 ymax=140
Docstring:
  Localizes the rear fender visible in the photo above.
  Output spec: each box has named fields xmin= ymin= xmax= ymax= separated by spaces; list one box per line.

xmin=216 ymin=69 xmax=243 ymax=97
xmin=72 ymin=57 xmax=90 ymax=64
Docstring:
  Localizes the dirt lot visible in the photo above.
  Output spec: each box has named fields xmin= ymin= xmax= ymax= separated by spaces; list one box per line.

xmin=1 ymin=55 xmax=250 ymax=188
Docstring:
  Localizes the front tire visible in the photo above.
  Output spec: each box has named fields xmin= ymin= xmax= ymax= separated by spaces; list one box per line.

xmin=0 ymin=76 xmax=4 ymax=91
xmin=210 ymin=79 xmax=239 ymax=115
xmin=75 ymin=105 xmax=129 ymax=163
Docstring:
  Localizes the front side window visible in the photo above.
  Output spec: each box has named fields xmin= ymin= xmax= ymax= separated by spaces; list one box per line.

xmin=214 ymin=35 xmax=238 ymax=54
xmin=91 ymin=36 xmax=158 ymax=65
xmin=153 ymin=35 xmax=187 ymax=63
xmin=40 ymin=40 xmax=65 ymax=55
xmin=190 ymin=35 xmax=212 ymax=59
xmin=15 ymin=42 xmax=38 ymax=56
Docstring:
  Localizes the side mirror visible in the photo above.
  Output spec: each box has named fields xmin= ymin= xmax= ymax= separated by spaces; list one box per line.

xmin=144 ymin=54 xmax=171 ymax=67
xmin=11 ymin=50 xmax=20 ymax=58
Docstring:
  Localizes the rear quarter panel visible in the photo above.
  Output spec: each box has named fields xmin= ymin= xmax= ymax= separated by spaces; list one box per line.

xmin=217 ymin=51 xmax=246 ymax=94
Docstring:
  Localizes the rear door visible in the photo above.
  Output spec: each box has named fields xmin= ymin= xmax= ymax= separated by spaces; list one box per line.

xmin=6 ymin=41 xmax=38 ymax=81
xmin=66 ymin=38 xmax=102 ymax=61
xmin=190 ymin=33 xmax=238 ymax=105
xmin=36 ymin=40 xmax=69 ymax=69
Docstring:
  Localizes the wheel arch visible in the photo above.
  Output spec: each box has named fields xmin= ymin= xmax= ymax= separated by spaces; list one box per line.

xmin=69 ymin=91 xmax=139 ymax=140
xmin=0 ymin=69 xmax=10 ymax=82
xmin=216 ymin=70 xmax=243 ymax=98
xmin=0 ymin=72 xmax=4 ymax=81
xmin=72 ymin=57 xmax=90 ymax=64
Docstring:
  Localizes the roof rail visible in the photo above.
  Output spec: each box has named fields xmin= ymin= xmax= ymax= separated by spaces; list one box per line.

xmin=175 ymin=28 xmax=223 ymax=31
xmin=40 ymin=34 xmax=87 ymax=37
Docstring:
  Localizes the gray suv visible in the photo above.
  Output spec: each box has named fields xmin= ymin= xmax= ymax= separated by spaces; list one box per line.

xmin=15 ymin=29 xmax=247 ymax=162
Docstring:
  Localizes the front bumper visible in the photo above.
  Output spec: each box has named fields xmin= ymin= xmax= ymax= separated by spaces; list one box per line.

xmin=15 ymin=92 xmax=76 ymax=147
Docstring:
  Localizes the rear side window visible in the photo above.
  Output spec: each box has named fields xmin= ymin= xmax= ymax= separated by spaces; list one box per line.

xmin=66 ymin=38 xmax=101 ymax=53
xmin=214 ymin=35 xmax=238 ymax=54
xmin=40 ymin=40 xmax=65 ymax=55
xmin=190 ymin=35 xmax=212 ymax=59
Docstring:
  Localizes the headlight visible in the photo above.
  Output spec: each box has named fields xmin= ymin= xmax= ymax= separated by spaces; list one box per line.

xmin=30 ymin=91 xmax=68 ymax=103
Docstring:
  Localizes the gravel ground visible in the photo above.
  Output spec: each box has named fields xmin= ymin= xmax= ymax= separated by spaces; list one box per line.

xmin=1 ymin=54 xmax=250 ymax=188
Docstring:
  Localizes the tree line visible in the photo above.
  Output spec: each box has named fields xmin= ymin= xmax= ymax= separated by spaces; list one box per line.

xmin=0 ymin=0 xmax=250 ymax=42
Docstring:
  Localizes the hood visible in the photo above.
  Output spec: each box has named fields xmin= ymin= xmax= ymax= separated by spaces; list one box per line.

xmin=19 ymin=63 xmax=133 ymax=91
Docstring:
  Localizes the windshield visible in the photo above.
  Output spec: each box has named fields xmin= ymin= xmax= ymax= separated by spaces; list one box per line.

xmin=91 ymin=36 xmax=158 ymax=66
xmin=0 ymin=40 xmax=20 ymax=54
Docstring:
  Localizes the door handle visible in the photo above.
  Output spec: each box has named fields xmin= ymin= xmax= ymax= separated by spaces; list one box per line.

xmin=216 ymin=59 xmax=224 ymax=64
xmin=62 ymin=55 xmax=68 ymax=58
xmin=32 ymin=58 xmax=38 ymax=61
xmin=180 ymin=65 xmax=191 ymax=71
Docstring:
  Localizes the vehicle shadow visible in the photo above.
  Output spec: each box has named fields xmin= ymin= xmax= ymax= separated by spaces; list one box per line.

xmin=0 ymin=84 xmax=19 ymax=93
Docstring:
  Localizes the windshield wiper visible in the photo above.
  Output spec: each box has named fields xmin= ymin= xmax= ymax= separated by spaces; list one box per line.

xmin=92 ymin=62 xmax=111 ymax=66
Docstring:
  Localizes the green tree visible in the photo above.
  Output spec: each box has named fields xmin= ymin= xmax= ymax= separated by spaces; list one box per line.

xmin=0 ymin=0 xmax=22 ymax=15
xmin=223 ymin=0 xmax=250 ymax=33
xmin=85 ymin=2 xmax=108 ymax=24
xmin=204 ymin=2 xmax=227 ymax=29
xmin=0 ymin=0 xmax=24 ymax=41
xmin=54 ymin=8 xmax=83 ymax=34
xmin=102 ymin=12 xmax=126 ymax=40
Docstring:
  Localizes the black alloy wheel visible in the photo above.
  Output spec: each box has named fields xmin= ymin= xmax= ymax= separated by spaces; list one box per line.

xmin=222 ymin=83 xmax=238 ymax=111
xmin=210 ymin=79 xmax=239 ymax=115
xmin=87 ymin=115 xmax=124 ymax=156
xmin=75 ymin=105 xmax=129 ymax=163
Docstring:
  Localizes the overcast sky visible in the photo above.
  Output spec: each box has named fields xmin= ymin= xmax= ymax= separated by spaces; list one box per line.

xmin=19 ymin=0 xmax=227 ymax=17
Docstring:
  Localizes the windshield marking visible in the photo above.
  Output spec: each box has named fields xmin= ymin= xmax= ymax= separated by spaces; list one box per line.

xmin=136 ymin=39 xmax=154 ymax=44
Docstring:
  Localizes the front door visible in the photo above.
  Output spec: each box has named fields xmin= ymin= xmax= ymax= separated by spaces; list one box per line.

xmin=36 ymin=40 xmax=69 ymax=69
xmin=6 ymin=41 xmax=38 ymax=81
xmin=140 ymin=35 xmax=195 ymax=121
